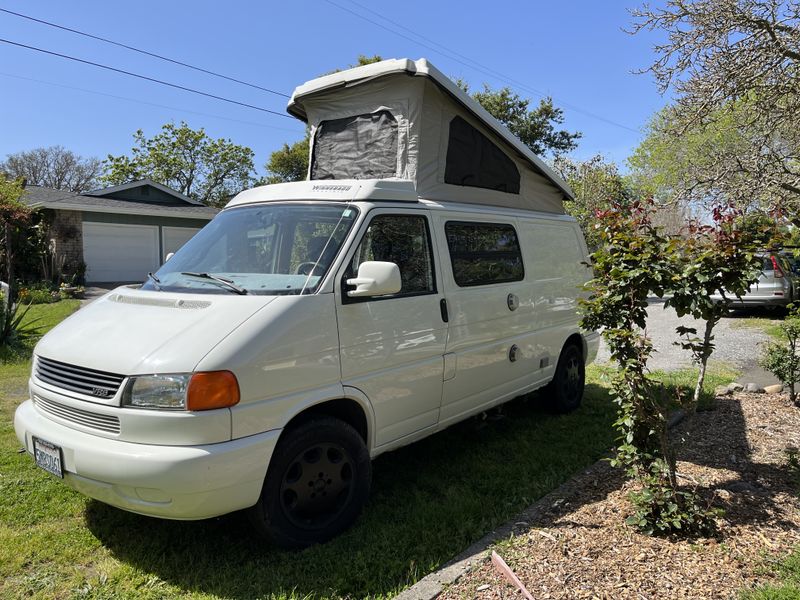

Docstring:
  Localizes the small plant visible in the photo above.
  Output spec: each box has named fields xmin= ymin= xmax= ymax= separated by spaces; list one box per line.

xmin=18 ymin=281 xmax=57 ymax=304
xmin=786 ymin=447 xmax=800 ymax=494
xmin=760 ymin=304 xmax=800 ymax=406
xmin=0 ymin=292 xmax=43 ymax=348
xmin=627 ymin=460 xmax=721 ymax=536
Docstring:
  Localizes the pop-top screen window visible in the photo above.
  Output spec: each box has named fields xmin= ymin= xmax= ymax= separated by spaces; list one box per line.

xmin=444 ymin=116 xmax=520 ymax=194
xmin=445 ymin=221 xmax=524 ymax=287
xmin=311 ymin=110 xmax=398 ymax=180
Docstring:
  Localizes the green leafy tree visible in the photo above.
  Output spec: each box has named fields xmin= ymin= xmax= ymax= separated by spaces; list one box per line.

xmin=667 ymin=205 xmax=765 ymax=410
xmin=263 ymin=135 xmax=310 ymax=184
xmin=469 ymin=85 xmax=580 ymax=157
xmin=103 ymin=122 xmax=255 ymax=207
xmin=631 ymin=1 xmax=800 ymax=213
xmin=553 ymin=155 xmax=633 ymax=249
xmin=581 ymin=199 xmax=719 ymax=536
xmin=761 ymin=305 xmax=800 ymax=406
xmin=0 ymin=174 xmax=39 ymax=345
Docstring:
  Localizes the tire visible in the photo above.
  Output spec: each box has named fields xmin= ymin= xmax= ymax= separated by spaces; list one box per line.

xmin=247 ymin=416 xmax=371 ymax=549
xmin=546 ymin=343 xmax=585 ymax=413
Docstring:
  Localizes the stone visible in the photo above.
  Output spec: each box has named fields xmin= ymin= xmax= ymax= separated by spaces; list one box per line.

xmin=715 ymin=385 xmax=732 ymax=397
xmin=727 ymin=383 xmax=744 ymax=393
xmin=744 ymin=383 xmax=765 ymax=393
xmin=764 ymin=384 xmax=784 ymax=394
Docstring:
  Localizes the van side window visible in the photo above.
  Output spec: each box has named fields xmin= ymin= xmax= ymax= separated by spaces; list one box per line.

xmin=346 ymin=215 xmax=436 ymax=298
xmin=445 ymin=221 xmax=524 ymax=287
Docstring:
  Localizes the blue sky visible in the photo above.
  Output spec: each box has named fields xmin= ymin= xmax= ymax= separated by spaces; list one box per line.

xmin=0 ymin=0 xmax=670 ymax=176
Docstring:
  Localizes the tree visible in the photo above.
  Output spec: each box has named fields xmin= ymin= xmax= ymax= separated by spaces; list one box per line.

xmin=581 ymin=199 xmax=719 ymax=536
xmin=103 ymin=122 xmax=256 ymax=207
xmin=630 ymin=0 xmax=800 ymax=213
xmin=263 ymin=136 xmax=309 ymax=184
xmin=1 ymin=146 xmax=102 ymax=192
xmin=553 ymin=155 xmax=633 ymax=248
xmin=629 ymin=98 xmax=795 ymax=214
xmin=0 ymin=174 xmax=36 ymax=345
xmin=469 ymin=85 xmax=581 ymax=157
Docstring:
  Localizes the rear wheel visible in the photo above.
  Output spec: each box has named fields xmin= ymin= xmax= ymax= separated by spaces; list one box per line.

xmin=247 ymin=416 xmax=371 ymax=548
xmin=546 ymin=343 xmax=585 ymax=413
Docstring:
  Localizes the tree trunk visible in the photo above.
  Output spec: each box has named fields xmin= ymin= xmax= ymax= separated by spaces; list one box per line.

xmin=692 ymin=318 xmax=716 ymax=411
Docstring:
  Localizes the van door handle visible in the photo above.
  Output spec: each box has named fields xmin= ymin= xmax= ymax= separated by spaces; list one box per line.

xmin=440 ymin=298 xmax=449 ymax=323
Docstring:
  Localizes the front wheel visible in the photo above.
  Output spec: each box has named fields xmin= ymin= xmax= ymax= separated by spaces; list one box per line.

xmin=546 ymin=343 xmax=585 ymax=413
xmin=247 ymin=416 xmax=371 ymax=549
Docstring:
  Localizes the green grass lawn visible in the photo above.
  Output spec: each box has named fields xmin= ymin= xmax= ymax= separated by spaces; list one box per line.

xmin=741 ymin=548 xmax=800 ymax=599
xmin=728 ymin=315 xmax=785 ymax=340
xmin=0 ymin=305 xmax=738 ymax=599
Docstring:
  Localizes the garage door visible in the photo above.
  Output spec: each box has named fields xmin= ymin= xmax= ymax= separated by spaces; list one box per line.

xmin=162 ymin=226 xmax=201 ymax=258
xmin=83 ymin=222 xmax=160 ymax=283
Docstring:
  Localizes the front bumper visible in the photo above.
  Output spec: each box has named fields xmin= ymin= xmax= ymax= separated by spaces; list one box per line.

xmin=14 ymin=399 xmax=279 ymax=520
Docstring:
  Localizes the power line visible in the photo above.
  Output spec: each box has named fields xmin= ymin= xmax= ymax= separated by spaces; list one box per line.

xmin=0 ymin=7 xmax=290 ymax=98
xmin=0 ymin=71 xmax=303 ymax=133
xmin=0 ymin=38 xmax=294 ymax=119
xmin=324 ymin=0 xmax=640 ymax=134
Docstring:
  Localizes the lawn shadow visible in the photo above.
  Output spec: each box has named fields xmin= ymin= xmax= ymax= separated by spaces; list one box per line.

xmin=84 ymin=382 xmax=617 ymax=599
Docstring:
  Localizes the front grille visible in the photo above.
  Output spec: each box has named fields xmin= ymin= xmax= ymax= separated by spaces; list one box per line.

xmin=33 ymin=394 xmax=121 ymax=434
xmin=35 ymin=356 xmax=125 ymax=399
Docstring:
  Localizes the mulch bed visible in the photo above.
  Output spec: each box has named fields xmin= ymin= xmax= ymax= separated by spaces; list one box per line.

xmin=440 ymin=392 xmax=800 ymax=599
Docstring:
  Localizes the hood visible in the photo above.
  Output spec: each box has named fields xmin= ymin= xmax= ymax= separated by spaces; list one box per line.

xmin=34 ymin=287 xmax=275 ymax=375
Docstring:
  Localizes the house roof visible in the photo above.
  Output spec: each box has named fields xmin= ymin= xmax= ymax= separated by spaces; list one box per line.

xmin=85 ymin=179 xmax=202 ymax=205
xmin=22 ymin=181 xmax=218 ymax=220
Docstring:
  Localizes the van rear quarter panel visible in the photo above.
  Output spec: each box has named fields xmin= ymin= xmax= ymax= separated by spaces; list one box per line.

xmin=520 ymin=219 xmax=591 ymax=354
xmin=434 ymin=212 xmax=589 ymax=425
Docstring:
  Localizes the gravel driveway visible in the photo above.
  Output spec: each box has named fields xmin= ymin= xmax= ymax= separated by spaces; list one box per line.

xmin=595 ymin=299 xmax=780 ymax=385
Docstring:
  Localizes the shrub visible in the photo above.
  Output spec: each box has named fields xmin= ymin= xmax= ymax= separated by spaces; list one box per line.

xmin=18 ymin=286 xmax=56 ymax=304
xmin=760 ymin=305 xmax=800 ymax=406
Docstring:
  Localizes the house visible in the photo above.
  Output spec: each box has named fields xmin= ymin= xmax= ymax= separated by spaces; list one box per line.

xmin=23 ymin=179 xmax=217 ymax=284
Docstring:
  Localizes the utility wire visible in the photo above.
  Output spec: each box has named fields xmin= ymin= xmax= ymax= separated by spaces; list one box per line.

xmin=324 ymin=0 xmax=640 ymax=134
xmin=0 ymin=71 xmax=303 ymax=132
xmin=0 ymin=7 xmax=290 ymax=98
xmin=0 ymin=38 xmax=294 ymax=118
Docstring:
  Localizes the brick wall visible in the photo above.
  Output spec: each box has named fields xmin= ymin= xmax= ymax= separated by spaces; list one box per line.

xmin=49 ymin=209 xmax=84 ymax=279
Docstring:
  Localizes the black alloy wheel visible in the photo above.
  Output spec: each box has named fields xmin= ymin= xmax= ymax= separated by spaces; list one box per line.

xmin=247 ymin=416 xmax=371 ymax=548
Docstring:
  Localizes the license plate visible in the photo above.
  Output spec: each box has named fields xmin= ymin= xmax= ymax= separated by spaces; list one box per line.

xmin=33 ymin=437 xmax=63 ymax=478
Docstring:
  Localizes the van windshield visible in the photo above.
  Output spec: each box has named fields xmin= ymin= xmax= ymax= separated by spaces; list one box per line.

xmin=142 ymin=203 xmax=359 ymax=295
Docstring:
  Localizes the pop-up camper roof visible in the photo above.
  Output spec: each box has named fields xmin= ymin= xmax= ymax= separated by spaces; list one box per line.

xmin=287 ymin=58 xmax=573 ymax=214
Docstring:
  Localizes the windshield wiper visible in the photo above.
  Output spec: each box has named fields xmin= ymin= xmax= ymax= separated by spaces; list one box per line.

xmin=180 ymin=272 xmax=248 ymax=295
xmin=146 ymin=272 xmax=162 ymax=290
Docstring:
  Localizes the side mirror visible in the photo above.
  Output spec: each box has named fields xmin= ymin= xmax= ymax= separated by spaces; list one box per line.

xmin=164 ymin=252 xmax=175 ymax=262
xmin=346 ymin=261 xmax=401 ymax=297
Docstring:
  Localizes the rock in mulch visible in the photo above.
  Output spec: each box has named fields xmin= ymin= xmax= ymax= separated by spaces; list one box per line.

xmin=764 ymin=384 xmax=784 ymax=395
xmin=744 ymin=382 xmax=765 ymax=393
xmin=440 ymin=392 xmax=800 ymax=600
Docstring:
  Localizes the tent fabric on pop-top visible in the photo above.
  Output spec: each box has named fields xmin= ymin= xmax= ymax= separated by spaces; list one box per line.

xmin=288 ymin=58 xmax=571 ymax=215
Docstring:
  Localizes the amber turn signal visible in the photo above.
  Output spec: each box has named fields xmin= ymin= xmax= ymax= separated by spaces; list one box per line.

xmin=186 ymin=371 xmax=240 ymax=411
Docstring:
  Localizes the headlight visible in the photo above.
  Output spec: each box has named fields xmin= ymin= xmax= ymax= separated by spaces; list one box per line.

xmin=122 ymin=371 xmax=240 ymax=411
xmin=123 ymin=374 xmax=191 ymax=410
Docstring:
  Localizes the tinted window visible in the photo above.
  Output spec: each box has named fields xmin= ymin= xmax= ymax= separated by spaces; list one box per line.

xmin=444 ymin=116 xmax=520 ymax=194
xmin=346 ymin=215 xmax=435 ymax=298
xmin=312 ymin=111 xmax=398 ymax=180
xmin=445 ymin=221 xmax=524 ymax=287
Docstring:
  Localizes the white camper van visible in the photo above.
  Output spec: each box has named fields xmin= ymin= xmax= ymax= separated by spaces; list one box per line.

xmin=14 ymin=59 xmax=598 ymax=548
